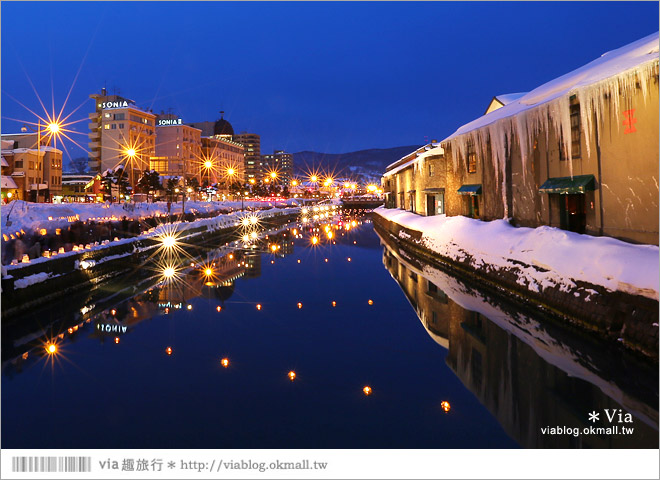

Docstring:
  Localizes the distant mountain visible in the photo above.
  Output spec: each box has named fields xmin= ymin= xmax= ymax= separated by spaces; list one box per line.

xmin=292 ymin=145 xmax=421 ymax=182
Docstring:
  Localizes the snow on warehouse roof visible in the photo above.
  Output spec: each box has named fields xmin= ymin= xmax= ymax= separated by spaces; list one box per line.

xmin=383 ymin=146 xmax=445 ymax=178
xmin=385 ymin=142 xmax=441 ymax=171
xmin=440 ymin=32 xmax=658 ymax=218
xmin=443 ymin=32 xmax=659 ymax=143
xmin=494 ymin=92 xmax=527 ymax=105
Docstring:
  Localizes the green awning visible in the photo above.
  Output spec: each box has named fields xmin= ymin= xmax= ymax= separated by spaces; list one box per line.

xmin=457 ymin=184 xmax=482 ymax=195
xmin=539 ymin=175 xmax=596 ymax=194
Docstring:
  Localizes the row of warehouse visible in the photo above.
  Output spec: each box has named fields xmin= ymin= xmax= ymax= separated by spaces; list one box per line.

xmin=382 ymin=33 xmax=659 ymax=245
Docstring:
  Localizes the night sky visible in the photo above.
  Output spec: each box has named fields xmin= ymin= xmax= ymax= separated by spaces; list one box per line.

xmin=1 ymin=1 xmax=658 ymax=164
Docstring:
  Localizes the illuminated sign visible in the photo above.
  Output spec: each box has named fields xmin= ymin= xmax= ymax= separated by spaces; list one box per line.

xmin=157 ymin=118 xmax=183 ymax=126
xmin=97 ymin=323 xmax=127 ymax=333
xmin=101 ymin=101 xmax=129 ymax=109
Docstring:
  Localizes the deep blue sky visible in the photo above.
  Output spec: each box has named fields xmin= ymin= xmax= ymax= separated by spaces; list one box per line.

xmin=1 ymin=1 xmax=658 ymax=163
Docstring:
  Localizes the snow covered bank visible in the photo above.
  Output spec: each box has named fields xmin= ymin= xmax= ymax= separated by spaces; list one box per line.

xmin=379 ymin=231 xmax=659 ymax=430
xmin=374 ymin=207 xmax=659 ymax=301
xmin=1 ymin=199 xmax=301 ymax=237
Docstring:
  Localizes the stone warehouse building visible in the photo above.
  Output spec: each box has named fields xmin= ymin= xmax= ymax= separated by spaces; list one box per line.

xmin=382 ymin=33 xmax=659 ymax=245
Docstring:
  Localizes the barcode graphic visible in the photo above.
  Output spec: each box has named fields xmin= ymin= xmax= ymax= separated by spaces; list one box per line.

xmin=11 ymin=456 xmax=92 ymax=473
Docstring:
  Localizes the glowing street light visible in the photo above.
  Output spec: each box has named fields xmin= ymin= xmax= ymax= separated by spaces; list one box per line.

xmin=45 ymin=343 xmax=57 ymax=355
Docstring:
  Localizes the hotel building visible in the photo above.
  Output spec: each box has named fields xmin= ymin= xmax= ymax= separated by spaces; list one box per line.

xmin=88 ymin=88 xmax=156 ymax=179
xmin=234 ymin=133 xmax=262 ymax=181
xmin=153 ymin=113 xmax=202 ymax=181
xmin=262 ymin=150 xmax=294 ymax=185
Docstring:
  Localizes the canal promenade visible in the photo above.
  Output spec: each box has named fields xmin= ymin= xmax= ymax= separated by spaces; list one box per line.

xmin=373 ymin=207 xmax=659 ymax=359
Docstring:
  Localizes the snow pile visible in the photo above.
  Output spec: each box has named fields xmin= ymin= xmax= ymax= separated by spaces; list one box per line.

xmin=14 ymin=272 xmax=55 ymax=289
xmin=375 ymin=207 xmax=659 ymax=301
xmin=441 ymin=32 xmax=659 ymax=217
xmin=1 ymin=199 xmax=300 ymax=236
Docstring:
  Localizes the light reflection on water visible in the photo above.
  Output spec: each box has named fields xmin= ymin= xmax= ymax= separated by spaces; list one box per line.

xmin=1 ymin=211 xmax=657 ymax=449
xmin=375 ymin=225 xmax=659 ymax=448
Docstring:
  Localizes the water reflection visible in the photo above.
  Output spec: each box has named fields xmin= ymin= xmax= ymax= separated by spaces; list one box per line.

xmin=1 ymin=211 xmax=365 ymax=380
xmin=376 ymin=227 xmax=659 ymax=448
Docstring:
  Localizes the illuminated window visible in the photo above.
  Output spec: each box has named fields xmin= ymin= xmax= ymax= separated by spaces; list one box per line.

xmin=104 ymin=124 xmax=110 ymax=129
xmin=467 ymin=142 xmax=477 ymax=173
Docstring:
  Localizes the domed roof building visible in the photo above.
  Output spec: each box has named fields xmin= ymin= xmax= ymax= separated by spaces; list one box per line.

xmin=214 ymin=113 xmax=234 ymax=137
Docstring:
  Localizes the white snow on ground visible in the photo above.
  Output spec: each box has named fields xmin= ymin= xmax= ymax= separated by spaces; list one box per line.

xmin=0 ymin=199 xmax=301 ymax=237
xmin=14 ymin=272 xmax=55 ymax=288
xmin=3 ymin=203 xmax=300 ymax=271
xmin=374 ymin=207 xmax=659 ymax=301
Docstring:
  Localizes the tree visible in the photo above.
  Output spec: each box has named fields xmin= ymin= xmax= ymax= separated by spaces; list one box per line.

xmin=186 ymin=177 xmax=200 ymax=201
xmin=166 ymin=177 xmax=179 ymax=202
xmin=100 ymin=167 xmax=129 ymax=203
xmin=137 ymin=170 xmax=162 ymax=202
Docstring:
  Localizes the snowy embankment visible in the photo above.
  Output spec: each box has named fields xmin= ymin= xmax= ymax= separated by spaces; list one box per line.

xmin=1 ymin=199 xmax=300 ymax=236
xmin=374 ymin=207 xmax=659 ymax=301
xmin=3 ymin=205 xmax=299 ymax=274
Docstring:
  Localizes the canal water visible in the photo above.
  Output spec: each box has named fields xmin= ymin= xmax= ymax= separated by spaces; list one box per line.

xmin=1 ymin=212 xmax=657 ymax=449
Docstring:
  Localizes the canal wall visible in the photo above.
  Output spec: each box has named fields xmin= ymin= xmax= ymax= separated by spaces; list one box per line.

xmin=1 ymin=208 xmax=300 ymax=317
xmin=372 ymin=210 xmax=659 ymax=360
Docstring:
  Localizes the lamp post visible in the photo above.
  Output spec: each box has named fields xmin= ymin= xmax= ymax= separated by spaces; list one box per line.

xmin=226 ymin=167 xmax=236 ymax=200
xmin=122 ymin=147 xmax=137 ymax=201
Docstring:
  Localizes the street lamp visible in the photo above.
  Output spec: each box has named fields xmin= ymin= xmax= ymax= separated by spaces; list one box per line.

xmin=122 ymin=146 xmax=138 ymax=200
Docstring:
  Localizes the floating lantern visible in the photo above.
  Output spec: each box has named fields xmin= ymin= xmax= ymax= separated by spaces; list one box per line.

xmin=297 ymin=259 xmax=301 ymax=264
xmin=216 ymin=306 xmax=222 ymax=312
xmin=324 ymin=258 xmax=328 ymax=263
xmin=111 ymin=309 xmax=116 ymax=316
xmin=332 ymin=301 xmax=336 ymax=307
xmin=166 ymin=347 xmax=173 ymax=355
xmin=368 ymin=299 xmax=374 ymax=305
xmin=187 ymin=304 xmax=193 ymax=311
xmin=297 ymin=302 xmax=303 ymax=309
xmin=363 ymin=386 xmax=372 ymax=396
xmin=288 ymin=371 xmax=296 ymax=381
xmin=221 ymin=358 xmax=230 ymax=368
xmin=347 ymin=257 xmax=351 ymax=262
xmin=256 ymin=304 xmax=262 ymax=310
xmin=441 ymin=401 xmax=451 ymax=413
xmin=114 ymin=337 xmax=120 ymax=344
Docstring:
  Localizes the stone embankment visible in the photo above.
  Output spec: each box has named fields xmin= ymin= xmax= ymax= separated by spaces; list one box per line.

xmin=372 ymin=211 xmax=659 ymax=360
